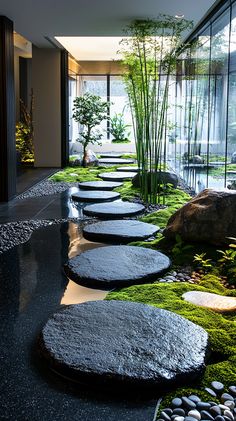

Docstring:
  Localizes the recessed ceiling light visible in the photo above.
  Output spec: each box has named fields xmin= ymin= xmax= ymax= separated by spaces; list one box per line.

xmin=175 ymin=14 xmax=185 ymax=19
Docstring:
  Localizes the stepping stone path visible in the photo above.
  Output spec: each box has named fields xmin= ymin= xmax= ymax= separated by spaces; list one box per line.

xmin=64 ymin=245 xmax=171 ymax=288
xmin=98 ymin=158 xmax=134 ymax=165
xmin=71 ymin=190 xmax=120 ymax=203
xmin=83 ymin=201 xmax=145 ymax=219
xmin=99 ymin=171 xmax=137 ymax=181
xmin=83 ymin=220 xmax=159 ymax=244
xmin=99 ymin=153 xmax=123 ymax=158
xmin=78 ymin=181 xmax=123 ymax=191
xmin=182 ymin=291 xmax=236 ymax=313
xmin=116 ymin=166 xmax=140 ymax=172
xmin=39 ymin=300 xmax=208 ymax=390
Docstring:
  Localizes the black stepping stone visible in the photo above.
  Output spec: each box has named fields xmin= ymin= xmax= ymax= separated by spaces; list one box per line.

xmin=78 ymin=181 xmax=123 ymax=191
xmin=99 ymin=171 xmax=137 ymax=181
xmin=39 ymin=300 xmax=208 ymax=390
xmin=99 ymin=153 xmax=123 ymax=158
xmin=116 ymin=166 xmax=140 ymax=172
xmin=64 ymin=245 xmax=171 ymax=288
xmin=98 ymin=158 xmax=134 ymax=164
xmin=83 ymin=220 xmax=159 ymax=244
xmin=71 ymin=190 xmax=120 ymax=203
xmin=83 ymin=201 xmax=145 ymax=219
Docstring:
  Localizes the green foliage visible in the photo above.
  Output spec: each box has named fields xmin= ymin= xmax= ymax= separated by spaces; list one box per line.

xmin=194 ymin=252 xmax=213 ymax=271
xmin=109 ymin=110 xmax=131 ymax=143
xmin=107 ymin=276 xmax=236 ymax=400
xmin=171 ymin=234 xmax=194 ymax=265
xmin=16 ymin=95 xmax=34 ymax=163
xmin=72 ymin=93 xmax=108 ymax=166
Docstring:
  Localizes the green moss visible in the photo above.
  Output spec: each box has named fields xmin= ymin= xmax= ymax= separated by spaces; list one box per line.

xmin=114 ymin=181 xmax=140 ymax=201
xmin=107 ymin=276 xmax=236 ymax=403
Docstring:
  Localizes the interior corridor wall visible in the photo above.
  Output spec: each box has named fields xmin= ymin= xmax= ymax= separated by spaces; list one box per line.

xmin=32 ymin=46 xmax=61 ymax=167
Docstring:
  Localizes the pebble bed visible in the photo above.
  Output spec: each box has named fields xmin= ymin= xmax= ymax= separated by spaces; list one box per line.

xmin=157 ymin=382 xmax=236 ymax=421
xmin=157 ymin=267 xmax=197 ymax=284
xmin=17 ymin=180 xmax=78 ymax=200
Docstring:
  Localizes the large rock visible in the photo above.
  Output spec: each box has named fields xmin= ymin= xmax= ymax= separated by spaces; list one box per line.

xmin=39 ymin=300 xmax=208 ymax=390
xmin=132 ymin=171 xmax=178 ymax=190
xmin=164 ymin=189 xmax=236 ymax=245
xmin=231 ymin=152 xmax=236 ymax=164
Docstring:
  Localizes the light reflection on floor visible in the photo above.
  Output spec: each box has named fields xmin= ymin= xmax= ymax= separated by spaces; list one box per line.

xmin=61 ymin=221 xmax=109 ymax=305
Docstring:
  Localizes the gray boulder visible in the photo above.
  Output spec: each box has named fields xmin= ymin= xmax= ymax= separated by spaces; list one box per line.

xmin=132 ymin=171 xmax=178 ymax=190
xmin=231 ymin=152 xmax=236 ymax=164
xmin=191 ymin=155 xmax=204 ymax=164
xmin=164 ymin=188 xmax=236 ymax=245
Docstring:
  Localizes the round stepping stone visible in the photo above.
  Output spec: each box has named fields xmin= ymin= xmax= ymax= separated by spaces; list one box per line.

xmin=78 ymin=181 xmax=123 ymax=191
xmin=99 ymin=153 xmax=123 ymax=158
xmin=83 ymin=220 xmax=159 ymax=244
xmin=99 ymin=171 xmax=137 ymax=181
xmin=83 ymin=201 xmax=145 ymax=219
xmin=116 ymin=166 xmax=140 ymax=172
xmin=64 ymin=245 xmax=171 ymax=288
xmin=39 ymin=300 xmax=208 ymax=389
xmin=71 ymin=190 xmax=120 ymax=203
xmin=182 ymin=291 xmax=236 ymax=313
xmin=98 ymin=158 xmax=134 ymax=164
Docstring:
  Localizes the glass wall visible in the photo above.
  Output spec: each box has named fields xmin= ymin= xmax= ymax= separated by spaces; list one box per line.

xmin=171 ymin=0 xmax=236 ymax=193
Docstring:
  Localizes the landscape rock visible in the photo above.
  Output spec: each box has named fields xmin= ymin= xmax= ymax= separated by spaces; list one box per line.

xmin=132 ymin=171 xmax=178 ymax=190
xmin=231 ymin=152 xmax=236 ymax=164
xmin=164 ymin=189 xmax=236 ymax=245
xmin=39 ymin=300 xmax=208 ymax=390
xmin=182 ymin=291 xmax=236 ymax=313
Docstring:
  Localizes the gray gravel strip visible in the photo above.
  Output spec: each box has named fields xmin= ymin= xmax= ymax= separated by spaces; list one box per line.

xmin=17 ymin=180 xmax=78 ymax=200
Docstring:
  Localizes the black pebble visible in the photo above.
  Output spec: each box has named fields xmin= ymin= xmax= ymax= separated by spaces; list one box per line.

xmin=221 ymin=393 xmax=234 ymax=402
xmin=182 ymin=397 xmax=196 ymax=409
xmin=173 ymin=409 xmax=185 ymax=416
xmin=200 ymin=410 xmax=214 ymax=420
xmin=211 ymin=381 xmax=224 ymax=393
xmin=163 ymin=409 xmax=173 ymax=416
xmin=214 ymin=416 xmax=225 ymax=421
xmin=160 ymin=412 xmax=171 ymax=421
xmin=188 ymin=395 xmax=201 ymax=403
xmin=172 ymin=398 xmax=183 ymax=408
xmin=197 ymin=402 xmax=211 ymax=411
xmin=229 ymin=386 xmax=236 ymax=396
xmin=205 ymin=388 xmax=217 ymax=397
xmin=210 ymin=406 xmax=221 ymax=416
xmin=184 ymin=417 xmax=196 ymax=421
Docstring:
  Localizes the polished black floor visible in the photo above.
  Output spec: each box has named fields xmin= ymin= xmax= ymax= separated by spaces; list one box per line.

xmin=17 ymin=167 xmax=57 ymax=195
xmin=0 ymin=191 xmax=158 ymax=421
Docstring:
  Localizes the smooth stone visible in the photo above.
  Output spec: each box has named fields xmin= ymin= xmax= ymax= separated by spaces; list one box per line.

xmin=219 ymin=405 xmax=230 ymax=410
xmin=210 ymin=406 xmax=222 ymax=416
xmin=188 ymin=410 xmax=201 ymax=420
xmin=224 ymin=401 xmax=235 ymax=410
xmin=174 ymin=417 xmax=184 ymax=421
xmin=78 ymin=181 xmax=123 ymax=191
xmin=182 ymin=397 xmax=196 ymax=409
xmin=185 ymin=417 xmax=197 ymax=421
xmin=182 ymin=291 xmax=236 ymax=313
xmin=39 ymin=300 xmax=208 ymax=390
xmin=215 ymin=416 xmax=225 ymax=421
xmin=83 ymin=219 xmax=159 ymax=244
xmin=65 ymin=245 xmax=171 ymax=288
xmin=221 ymin=394 xmax=234 ymax=402
xmin=83 ymin=201 xmax=145 ymax=219
xmin=196 ymin=402 xmax=211 ymax=411
xmin=163 ymin=409 xmax=173 ymax=416
xmin=132 ymin=170 xmax=178 ymax=189
xmin=224 ymin=410 xmax=234 ymax=420
xmin=188 ymin=396 xmax=201 ymax=403
xmin=171 ymin=415 xmax=179 ymax=421
xmin=229 ymin=386 xmax=236 ymax=396
xmin=172 ymin=398 xmax=183 ymax=408
xmin=205 ymin=387 xmax=217 ymax=397
xmin=116 ymin=166 xmax=140 ymax=172
xmin=209 ymin=401 xmax=218 ymax=406
xmin=212 ymin=381 xmax=225 ymax=392
xmin=98 ymin=158 xmax=134 ymax=164
xmin=224 ymin=416 xmax=233 ymax=421
xmin=99 ymin=153 xmax=123 ymax=158
xmin=201 ymin=410 xmax=214 ymax=420
xmin=200 ymin=410 xmax=214 ymax=420
xmin=71 ymin=190 xmax=120 ymax=203
xmin=160 ymin=412 xmax=171 ymax=421
xmin=173 ymin=409 xmax=185 ymax=416
xmin=99 ymin=171 xmax=137 ymax=181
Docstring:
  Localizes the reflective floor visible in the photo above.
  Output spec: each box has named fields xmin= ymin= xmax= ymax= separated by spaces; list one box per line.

xmin=0 ymin=193 xmax=158 ymax=420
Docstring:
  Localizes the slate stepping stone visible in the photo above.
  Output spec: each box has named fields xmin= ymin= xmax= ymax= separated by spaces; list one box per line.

xmin=39 ymin=300 xmax=208 ymax=390
xmin=83 ymin=201 xmax=145 ymax=219
xmin=99 ymin=153 xmax=123 ymax=158
xmin=71 ymin=190 xmax=120 ymax=203
xmin=182 ymin=291 xmax=236 ymax=313
xmin=83 ymin=220 xmax=159 ymax=244
xmin=78 ymin=181 xmax=123 ymax=191
xmin=64 ymin=245 xmax=171 ymax=288
xmin=99 ymin=171 xmax=137 ymax=181
xmin=98 ymin=158 xmax=134 ymax=164
xmin=116 ymin=166 xmax=140 ymax=172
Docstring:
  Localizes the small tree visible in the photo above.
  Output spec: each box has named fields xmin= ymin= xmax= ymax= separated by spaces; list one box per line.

xmin=73 ymin=92 xmax=108 ymax=167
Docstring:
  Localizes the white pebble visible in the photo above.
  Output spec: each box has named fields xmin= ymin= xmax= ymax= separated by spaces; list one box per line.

xmin=188 ymin=409 xmax=201 ymax=420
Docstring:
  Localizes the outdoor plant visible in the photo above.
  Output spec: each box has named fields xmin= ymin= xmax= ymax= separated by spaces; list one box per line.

xmin=16 ymin=91 xmax=34 ymax=163
xmin=109 ymin=110 xmax=131 ymax=143
xmin=73 ymin=92 xmax=108 ymax=167
xmin=119 ymin=16 xmax=193 ymax=203
xmin=193 ymin=252 xmax=213 ymax=271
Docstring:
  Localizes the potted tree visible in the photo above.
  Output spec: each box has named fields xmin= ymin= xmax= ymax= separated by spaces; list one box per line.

xmin=73 ymin=92 xmax=108 ymax=167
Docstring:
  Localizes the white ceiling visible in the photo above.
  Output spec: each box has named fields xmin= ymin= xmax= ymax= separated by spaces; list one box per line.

xmin=0 ymin=0 xmax=217 ymax=49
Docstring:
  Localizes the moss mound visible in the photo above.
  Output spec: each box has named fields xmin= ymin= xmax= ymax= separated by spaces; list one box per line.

xmin=107 ymin=275 xmax=236 ymax=403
